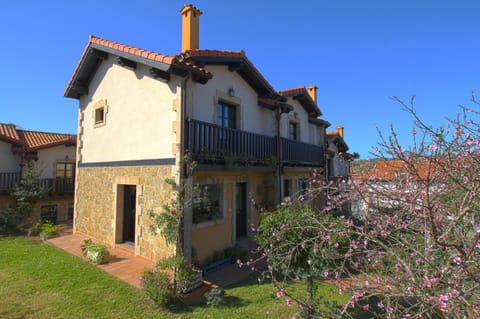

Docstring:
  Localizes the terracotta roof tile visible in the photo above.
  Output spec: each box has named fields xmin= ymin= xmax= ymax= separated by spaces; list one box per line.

xmin=0 ymin=123 xmax=21 ymax=144
xmin=0 ymin=123 xmax=76 ymax=151
xmin=278 ymin=87 xmax=307 ymax=96
xmin=363 ymin=160 xmax=434 ymax=181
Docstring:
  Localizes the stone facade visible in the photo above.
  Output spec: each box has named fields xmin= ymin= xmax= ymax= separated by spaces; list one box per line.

xmin=74 ymin=165 xmax=175 ymax=261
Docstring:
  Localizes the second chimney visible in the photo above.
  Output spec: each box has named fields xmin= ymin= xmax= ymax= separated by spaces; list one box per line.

xmin=181 ymin=4 xmax=202 ymax=52
xmin=307 ymin=85 xmax=318 ymax=104
xmin=336 ymin=125 xmax=344 ymax=138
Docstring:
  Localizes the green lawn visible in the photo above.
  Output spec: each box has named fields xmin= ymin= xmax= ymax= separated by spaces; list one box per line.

xmin=0 ymin=237 xmax=347 ymax=318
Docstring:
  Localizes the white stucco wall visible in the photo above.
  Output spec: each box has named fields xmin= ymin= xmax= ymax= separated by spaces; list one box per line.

xmin=78 ymin=55 xmax=180 ymax=163
xmin=279 ymin=98 xmax=313 ymax=144
xmin=0 ymin=140 xmax=20 ymax=172
xmin=188 ymin=65 xmax=277 ymax=136
xmin=33 ymin=145 xmax=77 ymax=178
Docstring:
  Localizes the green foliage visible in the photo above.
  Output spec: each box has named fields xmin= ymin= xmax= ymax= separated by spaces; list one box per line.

xmin=205 ymin=287 xmax=225 ymax=307
xmin=85 ymin=243 xmax=111 ymax=264
xmin=40 ymin=222 xmax=59 ymax=237
xmin=156 ymin=255 xmax=197 ymax=283
xmin=26 ymin=222 xmax=42 ymax=237
xmin=141 ymin=269 xmax=174 ymax=308
xmin=80 ymin=239 xmax=93 ymax=255
xmin=12 ymin=163 xmax=47 ymax=203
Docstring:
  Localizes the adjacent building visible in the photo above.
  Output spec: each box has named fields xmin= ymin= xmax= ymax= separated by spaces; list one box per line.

xmin=0 ymin=123 xmax=76 ymax=223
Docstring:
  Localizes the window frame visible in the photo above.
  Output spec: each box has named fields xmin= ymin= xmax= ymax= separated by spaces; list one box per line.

xmin=192 ymin=183 xmax=225 ymax=228
xmin=289 ymin=121 xmax=298 ymax=140
xmin=93 ymin=99 xmax=108 ymax=127
xmin=217 ymin=101 xmax=237 ymax=129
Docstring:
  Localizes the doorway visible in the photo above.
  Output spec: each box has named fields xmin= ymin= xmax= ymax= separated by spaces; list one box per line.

xmin=235 ymin=182 xmax=247 ymax=239
xmin=122 ymin=185 xmax=136 ymax=244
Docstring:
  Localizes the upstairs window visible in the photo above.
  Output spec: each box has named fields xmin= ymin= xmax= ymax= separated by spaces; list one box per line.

xmin=56 ymin=162 xmax=75 ymax=179
xmin=289 ymin=122 xmax=298 ymax=140
xmin=94 ymin=99 xmax=108 ymax=127
xmin=95 ymin=108 xmax=105 ymax=124
xmin=217 ymin=102 xmax=236 ymax=129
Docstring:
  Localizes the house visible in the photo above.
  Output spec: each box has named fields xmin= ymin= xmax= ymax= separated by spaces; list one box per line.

xmin=326 ymin=125 xmax=352 ymax=181
xmin=64 ymin=5 xmax=337 ymax=263
xmin=0 ymin=123 xmax=76 ymax=224
xmin=350 ymin=159 xmax=434 ymax=218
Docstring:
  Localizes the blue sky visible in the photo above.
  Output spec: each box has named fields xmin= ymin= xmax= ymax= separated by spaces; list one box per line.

xmin=1 ymin=0 xmax=479 ymax=158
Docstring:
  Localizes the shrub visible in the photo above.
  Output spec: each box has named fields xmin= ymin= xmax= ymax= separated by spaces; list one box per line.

xmin=205 ymin=287 xmax=225 ymax=307
xmin=85 ymin=243 xmax=111 ymax=264
xmin=141 ymin=269 xmax=174 ymax=307
xmin=80 ymin=239 xmax=93 ymax=256
xmin=40 ymin=222 xmax=59 ymax=238
xmin=27 ymin=222 xmax=42 ymax=237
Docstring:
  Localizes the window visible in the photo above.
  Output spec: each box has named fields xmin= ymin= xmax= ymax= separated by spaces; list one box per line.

xmin=94 ymin=99 xmax=108 ymax=126
xmin=56 ymin=162 xmax=75 ymax=178
xmin=41 ymin=205 xmax=58 ymax=224
xmin=283 ymin=179 xmax=291 ymax=199
xmin=217 ymin=102 xmax=236 ymax=129
xmin=193 ymin=184 xmax=223 ymax=224
xmin=298 ymin=178 xmax=309 ymax=197
xmin=95 ymin=107 xmax=105 ymax=124
xmin=289 ymin=122 xmax=298 ymax=140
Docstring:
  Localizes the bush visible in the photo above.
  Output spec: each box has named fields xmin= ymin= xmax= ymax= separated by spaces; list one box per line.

xmin=40 ymin=222 xmax=59 ymax=238
xmin=85 ymin=243 xmax=111 ymax=264
xmin=142 ymin=269 xmax=174 ymax=307
xmin=80 ymin=239 xmax=93 ymax=255
xmin=27 ymin=222 xmax=42 ymax=237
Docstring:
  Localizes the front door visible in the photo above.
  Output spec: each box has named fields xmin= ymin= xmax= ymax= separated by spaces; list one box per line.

xmin=236 ymin=182 xmax=247 ymax=238
xmin=123 ymin=185 xmax=136 ymax=243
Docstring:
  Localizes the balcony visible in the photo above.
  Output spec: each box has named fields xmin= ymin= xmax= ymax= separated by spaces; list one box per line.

xmin=185 ymin=118 xmax=324 ymax=167
xmin=0 ymin=172 xmax=74 ymax=195
xmin=0 ymin=172 xmax=21 ymax=192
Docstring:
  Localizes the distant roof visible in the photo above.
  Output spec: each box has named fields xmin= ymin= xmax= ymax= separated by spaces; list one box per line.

xmin=278 ymin=86 xmax=322 ymax=117
xmin=360 ymin=159 xmax=434 ymax=181
xmin=327 ymin=128 xmax=349 ymax=152
xmin=0 ymin=123 xmax=76 ymax=151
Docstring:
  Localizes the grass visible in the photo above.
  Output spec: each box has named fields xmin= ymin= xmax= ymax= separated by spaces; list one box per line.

xmin=0 ymin=236 xmax=348 ymax=318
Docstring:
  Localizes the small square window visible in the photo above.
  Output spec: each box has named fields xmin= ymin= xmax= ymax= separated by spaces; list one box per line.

xmin=93 ymin=99 xmax=108 ymax=127
xmin=95 ymin=107 xmax=105 ymax=124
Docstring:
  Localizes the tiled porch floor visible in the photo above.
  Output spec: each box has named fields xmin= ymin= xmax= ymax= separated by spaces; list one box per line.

xmin=47 ymin=226 xmax=154 ymax=289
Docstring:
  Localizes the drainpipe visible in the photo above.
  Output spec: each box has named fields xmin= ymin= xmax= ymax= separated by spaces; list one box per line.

xmin=275 ymin=105 xmax=285 ymax=205
xmin=180 ymin=71 xmax=192 ymax=262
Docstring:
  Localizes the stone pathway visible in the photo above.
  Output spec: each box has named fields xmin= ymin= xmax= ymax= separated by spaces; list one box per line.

xmin=47 ymin=226 xmax=154 ymax=289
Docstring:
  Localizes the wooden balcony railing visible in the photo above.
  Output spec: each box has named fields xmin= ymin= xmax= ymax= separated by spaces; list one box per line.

xmin=39 ymin=178 xmax=75 ymax=194
xmin=0 ymin=173 xmax=74 ymax=195
xmin=185 ymin=118 xmax=324 ymax=167
xmin=0 ymin=172 xmax=21 ymax=192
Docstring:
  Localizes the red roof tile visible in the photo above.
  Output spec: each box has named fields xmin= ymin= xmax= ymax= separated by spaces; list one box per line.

xmin=278 ymin=87 xmax=306 ymax=96
xmin=0 ymin=123 xmax=76 ymax=151
xmin=363 ymin=160 xmax=434 ymax=181
xmin=0 ymin=123 xmax=21 ymax=144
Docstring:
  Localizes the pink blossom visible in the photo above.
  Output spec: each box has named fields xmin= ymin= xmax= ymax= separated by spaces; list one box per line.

xmin=363 ymin=304 xmax=370 ymax=311
xmin=378 ymin=301 xmax=384 ymax=309
xmin=386 ymin=306 xmax=393 ymax=314
xmin=276 ymin=290 xmax=284 ymax=298
xmin=323 ymin=270 xmax=329 ymax=278
xmin=453 ymin=256 xmax=462 ymax=265
xmin=429 ymin=144 xmax=438 ymax=151
xmin=395 ymin=263 xmax=402 ymax=272
xmin=286 ymin=298 xmax=292 ymax=307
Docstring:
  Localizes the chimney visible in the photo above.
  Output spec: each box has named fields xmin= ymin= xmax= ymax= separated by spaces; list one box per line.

xmin=336 ymin=125 xmax=344 ymax=138
xmin=180 ymin=4 xmax=202 ymax=52
xmin=307 ymin=85 xmax=318 ymax=104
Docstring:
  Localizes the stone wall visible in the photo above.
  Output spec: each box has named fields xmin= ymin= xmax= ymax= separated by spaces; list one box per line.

xmin=75 ymin=165 xmax=175 ymax=261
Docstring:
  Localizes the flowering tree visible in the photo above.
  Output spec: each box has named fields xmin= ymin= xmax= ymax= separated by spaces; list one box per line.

xmin=255 ymin=95 xmax=480 ymax=318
